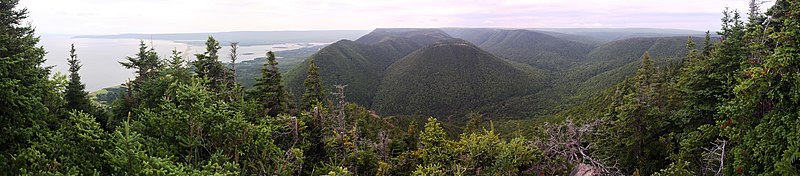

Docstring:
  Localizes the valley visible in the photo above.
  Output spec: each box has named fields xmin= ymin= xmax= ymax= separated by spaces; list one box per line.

xmin=6 ymin=0 xmax=796 ymax=175
xmin=276 ymin=28 xmax=706 ymax=119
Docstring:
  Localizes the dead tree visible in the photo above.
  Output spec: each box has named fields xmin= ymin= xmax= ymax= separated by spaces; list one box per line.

xmin=331 ymin=84 xmax=348 ymax=132
xmin=532 ymin=119 xmax=623 ymax=175
xmin=702 ymin=139 xmax=727 ymax=176
xmin=229 ymin=42 xmax=239 ymax=82
xmin=374 ymin=131 xmax=391 ymax=162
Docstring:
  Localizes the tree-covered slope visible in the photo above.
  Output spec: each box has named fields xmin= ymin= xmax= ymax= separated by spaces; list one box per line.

xmin=533 ymin=28 xmax=708 ymax=42
xmin=573 ymin=36 xmax=707 ymax=96
xmin=281 ymin=28 xmax=709 ymax=118
xmin=479 ymin=36 xmax=709 ymax=117
xmin=373 ymin=39 xmax=546 ymax=117
xmin=355 ymin=28 xmax=453 ymax=46
xmin=444 ymin=28 xmax=596 ymax=72
xmin=284 ymin=29 xmax=454 ymax=106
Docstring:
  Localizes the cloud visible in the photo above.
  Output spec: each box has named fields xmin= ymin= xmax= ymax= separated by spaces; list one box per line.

xmin=17 ymin=0 xmax=772 ymax=34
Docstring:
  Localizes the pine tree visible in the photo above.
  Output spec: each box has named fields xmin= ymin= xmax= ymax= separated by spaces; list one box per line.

xmin=464 ymin=112 xmax=482 ymax=134
xmin=673 ymin=36 xmax=725 ymax=174
xmin=248 ymin=51 xmax=291 ymax=117
xmin=166 ymin=48 xmax=190 ymax=80
xmin=119 ymin=41 xmax=160 ymax=82
xmin=193 ymin=36 xmax=234 ymax=93
xmin=64 ymin=44 xmax=92 ymax=113
xmin=103 ymin=117 xmax=147 ymax=174
xmin=302 ymin=60 xmax=325 ymax=111
xmin=419 ymin=117 xmax=451 ymax=167
xmin=55 ymin=111 xmax=109 ymax=173
xmin=116 ymin=41 xmax=160 ymax=114
xmin=0 ymin=0 xmax=59 ymax=173
xmin=229 ymin=42 xmax=239 ymax=83
xmin=682 ymin=37 xmax=699 ymax=65
xmin=599 ymin=52 xmax=673 ymax=175
xmin=702 ymin=31 xmax=713 ymax=56
xmin=723 ymin=1 xmax=800 ymax=174
xmin=227 ymin=42 xmax=246 ymax=102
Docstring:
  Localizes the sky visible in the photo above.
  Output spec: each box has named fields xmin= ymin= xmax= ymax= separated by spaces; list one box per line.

xmin=19 ymin=0 xmax=772 ymax=35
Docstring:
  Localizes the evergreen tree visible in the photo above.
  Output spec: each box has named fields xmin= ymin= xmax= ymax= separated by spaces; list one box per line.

xmin=302 ymin=60 xmax=325 ymax=111
xmin=229 ymin=42 xmax=239 ymax=83
xmin=248 ymin=51 xmax=291 ymax=117
xmin=419 ymin=117 xmax=451 ymax=167
xmin=600 ymin=52 xmax=673 ymax=175
xmin=226 ymin=42 xmax=249 ymax=103
xmin=166 ymin=48 xmax=190 ymax=80
xmin=703 ymin=31 xmax=714 ymax=56
xmin=64 ymin=44 xmax=92 ymax=113
xmin=193 ymin=36 xmax=234 ymax=93
xmin=464 ymin=112 xmax=483 ymax=134
xmin=54 ymin=111 xmax=110 ymax=173
xmin=193 ymin=36 xmax=221 ymax=77
xmin=116 ymin=41 xmax=160 ymax=118
xmin=723 ymin=1 xmax=800 ymax=174
xmin=119 ymin=41 xmax=160 ymax=83
xmin=0 ymin=0 xmax=60 ymax=173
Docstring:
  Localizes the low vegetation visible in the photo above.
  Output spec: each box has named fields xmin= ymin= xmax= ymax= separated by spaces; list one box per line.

xmin=2 ymin=0 xmax=799 ymax=175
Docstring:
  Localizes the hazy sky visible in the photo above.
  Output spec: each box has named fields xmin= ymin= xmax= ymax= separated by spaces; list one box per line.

xmin=19 ymin=0 xmax=771 ymax=35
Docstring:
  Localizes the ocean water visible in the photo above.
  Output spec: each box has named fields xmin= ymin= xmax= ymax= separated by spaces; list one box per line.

xmin=39 ymin=34 xmax=323 ymax=91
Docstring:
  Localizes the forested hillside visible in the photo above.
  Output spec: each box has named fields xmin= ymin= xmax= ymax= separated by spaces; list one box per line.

xmin=279 ymin=28 xmax=707 ymax=118
xmin=373 ymin=39 xmax=546 ymax=116
xmin=445 ymin=28 xmax=596 ymax=72
xmin=3 ymin=0 xmax=800 ymax=175
xmin=533 ymin=28 xmax=712 ymax=42
xmin=283 ymin=29 xmax=452 ymax=107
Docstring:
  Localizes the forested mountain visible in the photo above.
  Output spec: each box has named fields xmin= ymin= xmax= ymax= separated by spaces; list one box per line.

xmin=354 ymin=28 xmax=453 ymax=45
xmin=444 ymin=28 xmax=596 ymax=72
xmin=283 ymin=29 xmax=452 ymax=106
xmin=570 ymin=36 xmax=708 ymax=97
xmin=373 ymin=39 xmax=546 ymax=116
xmin=533 ymin=28 xmax=709 ymax=42
xmin=279 ymin=27 xmax=709 ymax=118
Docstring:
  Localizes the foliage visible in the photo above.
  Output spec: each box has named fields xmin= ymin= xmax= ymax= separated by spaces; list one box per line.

xmin=64 ymin=44 xmax=92 ymax=113
xmin=301 ymin=59 xmax=325 ymax=111
xmin=192 ymin=36 xmax=234 ymax=94
xmin=247 ymin=51 xmax=293 ymax=117
xmin=0 ymin=0 xmax=60 ymax=174
xmin=452 ymin=29 xmax=596 ymax=72
xmin=283 ymin=30 xmax=440 ymax=107
xmin=5 ymin=1 xmax=800 ymax=175
xmin=652 ymin=161 xmax=694 ymax=176
xmin=374 ymin=40 xmax=545 ymax=117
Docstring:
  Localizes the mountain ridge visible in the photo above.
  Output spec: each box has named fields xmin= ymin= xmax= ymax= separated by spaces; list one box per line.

xmin=373 ymin=39 xmax=546 ymax=116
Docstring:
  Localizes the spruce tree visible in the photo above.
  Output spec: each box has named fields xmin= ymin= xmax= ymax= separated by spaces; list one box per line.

xmin=599 ymin=52 xmax=673 ymax=175
xmin=166 ymin=48 xmax=190 ymax=80
xmin=229 ymin=42 xmax=239 ymax=83
xmin=464 ymin=112 xmax=482 ymax=134
xmin=0 ymin=0 xmax=59 ymax=173
xmin=193 ymin=36 xmax=234 ymax=93
xmin=117 ymin=41 xmax=159 ymax=107
xmin=302 ymin=60 xmax=325 ymax=110
xmin=64 ymin=44 xmax=92 ymax=113
xmin=119 ymin=41 xmax=160 ymax=82
xmin=723 ymin=1 xmax=800 ymax=174
xmin=248 ymin=51 xmax=291 ymax=117
xmin=116 ymin=42 xmax=161 ymax=116
xmin=419 ymin=117 xmax=451 ymax=168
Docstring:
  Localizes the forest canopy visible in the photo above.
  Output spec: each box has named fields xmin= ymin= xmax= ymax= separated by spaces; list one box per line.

xmin=2 ymin=0 xmax=799 ymax=175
